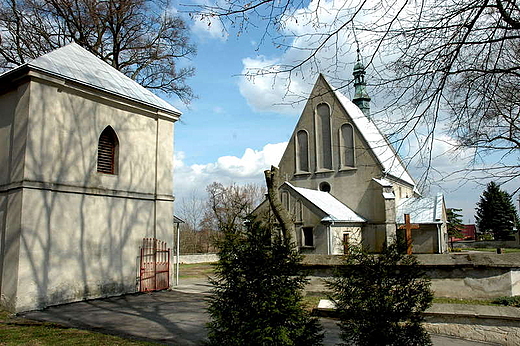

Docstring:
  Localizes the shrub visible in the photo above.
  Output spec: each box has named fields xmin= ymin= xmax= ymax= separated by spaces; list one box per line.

xmin=327 ymin=242 xmax=433 ymax=346
xmin=206 ymin=223 xmax=323 ymax=346
xmin=492 ymin=296 xmax=520 ymax=307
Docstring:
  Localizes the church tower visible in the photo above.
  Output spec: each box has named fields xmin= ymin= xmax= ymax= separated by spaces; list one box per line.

xmin=352 ymin=53 xmax=371 ymax=119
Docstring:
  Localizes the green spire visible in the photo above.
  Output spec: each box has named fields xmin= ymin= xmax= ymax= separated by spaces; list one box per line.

xmin=353 ymin=50 xmax=371 ymax=119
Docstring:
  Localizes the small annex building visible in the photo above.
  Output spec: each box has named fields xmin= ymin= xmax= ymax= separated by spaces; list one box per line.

xmin=255 ymin=62 xmax=448 ymax=255
xmin=0 ymin=44 xmax=179 ymax=312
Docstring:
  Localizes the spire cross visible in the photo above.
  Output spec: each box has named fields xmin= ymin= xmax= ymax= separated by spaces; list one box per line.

xmin=398 ymin=214 xmax=419 ymax=254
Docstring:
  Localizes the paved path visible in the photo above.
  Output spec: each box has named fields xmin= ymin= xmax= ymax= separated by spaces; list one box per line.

xmin=20 ymin=279 xmax=498 ymax=346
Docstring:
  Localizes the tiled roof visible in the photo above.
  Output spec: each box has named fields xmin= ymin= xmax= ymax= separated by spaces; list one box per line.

xmin=283 ymin=182 xmax=366 ymax=223
xmin=396 ymin=193 xmax=445 ymax=224
xmin=2 ymin=43 xmax=180 ymax=116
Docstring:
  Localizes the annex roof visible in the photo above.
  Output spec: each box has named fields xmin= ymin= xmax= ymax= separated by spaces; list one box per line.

xmin=1 ymin=43 xmax=180 ymax=116
xmin=396 ymin=193 xmax=445 ymax=224
xmin=322 ymin=77 xmax=415 ymax=187
xmin=283 ymin=182 xmax=366 ymax=223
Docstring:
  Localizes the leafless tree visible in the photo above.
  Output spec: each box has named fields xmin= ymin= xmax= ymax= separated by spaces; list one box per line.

xmin=186 ymin=0 xmax=520 ymax=187
xmin=205 ymin=181 xmax=266 ymax=232
xmin=0 ymin=0 xmax=196 ymax=102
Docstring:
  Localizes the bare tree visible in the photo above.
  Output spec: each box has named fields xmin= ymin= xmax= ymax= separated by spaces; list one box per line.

xmin=0 ymin=0 xmax=196 ymax=102
xmin=205 ymin=181 xmax=266 ymax=232
xmin=186 ymin=0 xmax=520 ymax=187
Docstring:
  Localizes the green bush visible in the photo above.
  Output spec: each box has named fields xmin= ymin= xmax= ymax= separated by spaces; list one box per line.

xmin=327 ymin=242 xmax=433 ymax=346
xmin=492 ymin=296 xmax=520 ymax=307
xmin=206 ymin=223 xmax=323 ymax=346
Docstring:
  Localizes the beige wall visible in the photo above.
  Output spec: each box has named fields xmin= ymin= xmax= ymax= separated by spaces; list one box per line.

xmin=0 ymin=74 xmax=177 ymax=312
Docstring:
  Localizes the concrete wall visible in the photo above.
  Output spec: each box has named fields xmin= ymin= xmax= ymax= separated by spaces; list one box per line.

xmin=0 ymin=73 xmax=177 ymax=312
xmin=303 ymin=253 xmax=520 ymax=299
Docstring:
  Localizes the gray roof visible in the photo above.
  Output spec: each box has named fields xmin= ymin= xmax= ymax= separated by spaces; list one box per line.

xmin=283 ymin=182 xmax=366 ymax=223
xmin=396 ymin=193 xmax=445 ymax=224
xmin=2 ymin=43 xmax=180 ymax=116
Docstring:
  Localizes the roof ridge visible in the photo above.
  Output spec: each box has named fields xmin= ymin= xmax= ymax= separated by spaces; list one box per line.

xmin=20 ymin=43 xmax=180 ymax=116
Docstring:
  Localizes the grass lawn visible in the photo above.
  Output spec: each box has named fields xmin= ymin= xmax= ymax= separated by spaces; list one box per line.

xmin=0 ymin=310 xmax=160 ymax=346
xmin=178 ymin=263 xmax=215 ymax=278
xmin=460 ymin=247 xmax=520 ymax=253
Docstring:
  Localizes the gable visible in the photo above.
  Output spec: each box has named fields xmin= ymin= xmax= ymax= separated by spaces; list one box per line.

xmin=277 ymin=74 xmax=415 ymax=187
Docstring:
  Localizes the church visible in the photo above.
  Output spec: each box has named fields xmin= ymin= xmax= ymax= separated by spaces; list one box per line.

xmin=0 ymin=44 xmax=179 ymax=312
xmin=256 ymin=60 xmax=448 ymax=255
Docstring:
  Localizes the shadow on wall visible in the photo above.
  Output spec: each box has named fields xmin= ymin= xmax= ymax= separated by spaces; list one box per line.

xmin=11 ymin=85 xmax=162 ymax=311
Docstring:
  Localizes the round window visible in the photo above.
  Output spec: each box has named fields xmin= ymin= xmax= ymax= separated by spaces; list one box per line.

xmin=319 ymin=182 xmax=331 ymax=193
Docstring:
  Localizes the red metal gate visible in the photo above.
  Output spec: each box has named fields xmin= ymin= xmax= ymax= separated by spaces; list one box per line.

xmin=139 ymin=238 xmax=170 ymax=292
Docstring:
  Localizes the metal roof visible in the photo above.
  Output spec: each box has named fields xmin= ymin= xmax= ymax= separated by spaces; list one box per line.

xmin=396 ymin=193 xmax=445 ymax=224
xmin=3 ymin=43 xmax=181 ymax=116
xmin=283 ymin=182 xmax=366 ymax=223
xmin=322 ymin=77 xmax=415 ymax=187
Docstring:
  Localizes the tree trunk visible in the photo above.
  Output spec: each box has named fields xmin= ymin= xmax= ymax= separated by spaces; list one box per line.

xmin=264 ymin=166 xmax=297 ymax=245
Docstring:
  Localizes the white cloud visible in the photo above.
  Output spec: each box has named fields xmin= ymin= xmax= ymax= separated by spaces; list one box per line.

xmin=238 ymin=0 xmax=363 ymax=114
xmin=174 ymin=142 xmax=287 ymax=200
xmin=191 ymin=12 xmax=228 ymax=41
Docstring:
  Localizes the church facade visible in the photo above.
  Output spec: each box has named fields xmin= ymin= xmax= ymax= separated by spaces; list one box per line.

xmin=257 ymin=64 xmax=448 ymax=255
xmin=0 ymin=44 xmax=179 ymax=312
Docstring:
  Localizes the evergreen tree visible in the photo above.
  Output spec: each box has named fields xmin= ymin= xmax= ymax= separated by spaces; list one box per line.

xmin=475 ymin=182 xmax=519 ymax=241
xmin=327 ymin=242 xmax=433 ymax=346
xmin=206 ymin=222 xmax=323 ymax=346
xmin=447 ymin=208 xmax=464 ymax=250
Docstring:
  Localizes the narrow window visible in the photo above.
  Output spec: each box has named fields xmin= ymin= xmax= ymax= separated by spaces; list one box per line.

xmin=343 ymin=233 xmax=350 ymax=254
xmin=316 ymin=103 xmax=332 ymax=170
xmin=340 ymin=124 xmax=354 ymax=167
xmin=296 ymin=130 xmax=309 ymax=172
xmin=296 ymin=200 xmax=303 ymax=222
xmin=97 ymin=126 xmax=118 ymax=174
xmin=281 ymin=190 xmax=290 ymax=211
xmin=303 ymin=227 xmax=314 ymax=247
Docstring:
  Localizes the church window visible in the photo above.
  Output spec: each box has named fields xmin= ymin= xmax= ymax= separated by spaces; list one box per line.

xmin=296 ymin=130 xmax=309 ymax=173
xmin=316 ymin=103 xmax=332 ymax=170
xmin=319 ymin=182 xmax=331 ymax=193
xmin=340 ymin=124 xmax=355 ymax=167
xmin=281 ymin=190 xmax=290 ymax=211
xmin=302 ymin=227 xmax=314 ymax=247
xmin=296 ymin=200 xmax=303 ymax=222
xmin=343 ymin=233 xmax=350 ymax=254
xmin=97 ymin=126 xmax=118 ymax=174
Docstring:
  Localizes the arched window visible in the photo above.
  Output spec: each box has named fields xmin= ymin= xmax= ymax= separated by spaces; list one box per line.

xmin=281 ymin=190 xmax=290 ymax=211
xmin=340 ymin=123 xmax=355 ymax=168
xmin=296 ymin=130 xmax=309 ymax=173
xmin=97 ymin=126 xmax=118 ymax=174
xmin=316 ymin=103 xmax=332 ymax=170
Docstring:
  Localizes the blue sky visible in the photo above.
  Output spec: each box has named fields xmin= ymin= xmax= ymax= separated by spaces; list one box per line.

xmin=168 ymin=0 xmax=519 ymax=224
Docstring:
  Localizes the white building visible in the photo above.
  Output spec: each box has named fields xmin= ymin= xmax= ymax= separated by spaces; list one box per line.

xmin=0 ymin=44 xmax=179 ymax=312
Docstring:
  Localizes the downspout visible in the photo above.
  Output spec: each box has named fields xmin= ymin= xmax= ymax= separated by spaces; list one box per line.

xmin=154 ymin=116 xmax=159 ymax=239
xmin=437 ymin=224 xmax=442 ymax=253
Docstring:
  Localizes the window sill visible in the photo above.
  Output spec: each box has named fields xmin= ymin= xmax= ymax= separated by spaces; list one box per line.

xmin=339 ymin=166 xmax=357 ymax=172
xmin=300 ymin=245 xmax=316 ymax=250
xmin=315 ymin=169 xmax=334 ymax=174
xmin=294 ymin=171 xmax=312 ymax=176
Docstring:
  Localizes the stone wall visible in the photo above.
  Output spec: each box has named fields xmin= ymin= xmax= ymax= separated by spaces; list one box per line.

xmin=303 ymin=253 xmax=520 ymax=298
xmin=424 ymin=304 xmax=520 ymax=345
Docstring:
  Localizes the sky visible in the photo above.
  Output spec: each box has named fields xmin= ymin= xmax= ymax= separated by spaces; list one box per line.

xmin=168 ymin=0 xmax=519 ymax=224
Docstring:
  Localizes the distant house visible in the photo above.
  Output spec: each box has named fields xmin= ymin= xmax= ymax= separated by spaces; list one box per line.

xmin=255 ymin=62 xmax=448 ymax=254
xmin=451 ymin=224 xmax=476 ymax=242
xmin=0 ymin=44 xmax=179 ymax=312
